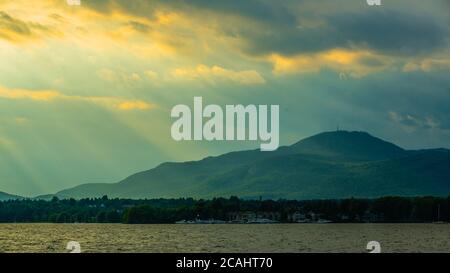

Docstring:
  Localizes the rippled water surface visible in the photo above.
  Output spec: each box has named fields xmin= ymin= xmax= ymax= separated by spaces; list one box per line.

xmin=0 ymin=223 xmax=448 ymax=253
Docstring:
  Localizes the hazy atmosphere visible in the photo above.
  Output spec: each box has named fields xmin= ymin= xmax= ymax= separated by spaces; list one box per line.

xmin=1 ymin=0 xmax=450 ymax=196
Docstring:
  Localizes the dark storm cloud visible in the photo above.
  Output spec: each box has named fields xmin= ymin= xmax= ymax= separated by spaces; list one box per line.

xmin=81 ymin=1 xmax=449 ymax=56
xmin=238 ymin=24 xmax=343 ymax=56
xmin=340 ymin=69 xmax=450 ymax=136
xmin=241 ymin=10 xmax=449 ymax=56
xmin=330 ymin=10 xmax=449 ymax=55
xmin=182 ymin=0 xmax=297 ymax=27
xmin=83 ymin=0 xmax=296 ymax=26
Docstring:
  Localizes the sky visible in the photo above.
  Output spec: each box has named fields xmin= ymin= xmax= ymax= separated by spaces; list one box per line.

xmin=0 ymin=0 xmax=449 ymax=196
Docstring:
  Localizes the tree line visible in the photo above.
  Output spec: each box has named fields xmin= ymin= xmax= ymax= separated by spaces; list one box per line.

xmin=0 ymin=196 xmax=448 ymax=224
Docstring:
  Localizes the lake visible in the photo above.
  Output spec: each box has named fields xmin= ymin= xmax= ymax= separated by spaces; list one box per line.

xmin=0 ymin=223 xmax=448 ymax=253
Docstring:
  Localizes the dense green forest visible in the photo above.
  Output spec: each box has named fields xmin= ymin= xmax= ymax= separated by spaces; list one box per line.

xmin=0 ymin=196 xmax=448 ymax=224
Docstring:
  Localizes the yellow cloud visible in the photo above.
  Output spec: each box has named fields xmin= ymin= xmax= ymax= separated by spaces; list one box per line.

xmin=117 ymin=101 xmax=154 ymax=111
xmin=0 ymin=0 xmax=251 ymax=68
xmin=270 ymin=49 xmax=390 ymax=78
xmin=171 ymin=64 xmax=265 ymax=85
xmin=0 ymin=11 xmax=31 ymax=42
xmin=269 ymin=54 xmax=319 ymax=74
xmin=0 ymin=86 xmax=60 ymax=101
xmin=0 ymin=85 xmax=154 ymax=111
xmin=0 ymin=8 xmax=64 ymax=44
xmin=321 ymin=50 xmax=361 ymax=65
xmin=1 ymin=1 xmax=428 ymax=84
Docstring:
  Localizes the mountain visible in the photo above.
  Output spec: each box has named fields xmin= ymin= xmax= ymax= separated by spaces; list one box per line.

xmin=0 ymin=191 xmax=24 ymax=201
xmin=287 ymin=131 xmax=406 ymax=160
xmin=56 ymin=131 xmax=450 ymax=200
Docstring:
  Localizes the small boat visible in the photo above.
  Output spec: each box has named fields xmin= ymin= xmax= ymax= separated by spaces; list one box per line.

xmin=247 ymin=218 xmax=279 ymax=224
xmin=315 ymin=219 xmax=332 ymax=224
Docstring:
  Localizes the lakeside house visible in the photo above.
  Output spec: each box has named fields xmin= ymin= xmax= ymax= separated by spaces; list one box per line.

xmin=227 ymin=211 xmax=281 ymax=223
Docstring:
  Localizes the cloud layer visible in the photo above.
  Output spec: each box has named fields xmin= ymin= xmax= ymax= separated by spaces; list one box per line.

xmin=0 ymin=0 xmax=449 ymax=196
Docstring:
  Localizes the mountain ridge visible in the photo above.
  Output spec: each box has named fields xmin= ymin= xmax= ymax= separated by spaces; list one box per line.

xmin=0 ymin=191 xmax=24 ymax=201
xmin=54 ymin=130 xmax=450 ymax=200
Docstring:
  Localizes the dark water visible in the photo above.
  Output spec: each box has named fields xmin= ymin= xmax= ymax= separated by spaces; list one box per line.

xmin=0 ymin=223 xmax=448 ymax=253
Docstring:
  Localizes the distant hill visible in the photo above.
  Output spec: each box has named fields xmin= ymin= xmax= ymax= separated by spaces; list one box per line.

xmin=0 ymin=191 xmax=24 ymax=201
xmin=56 ymin=131 xmax=450 ymax=200
xmin=287 ymin=131 xmax=406 ymax=160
